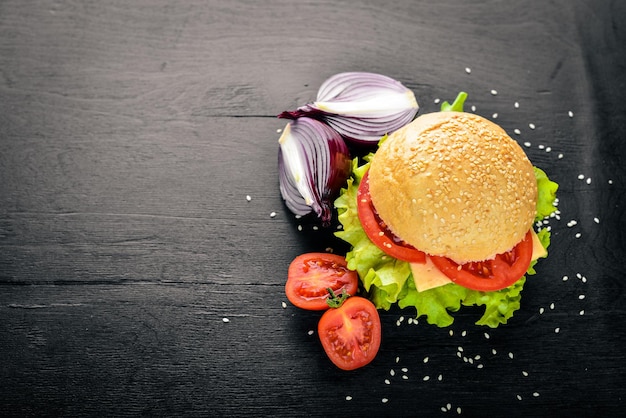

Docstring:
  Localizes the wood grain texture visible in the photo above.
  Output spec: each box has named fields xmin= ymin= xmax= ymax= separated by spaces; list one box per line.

xmin=1 ymin=0 xmax=625 ymax=416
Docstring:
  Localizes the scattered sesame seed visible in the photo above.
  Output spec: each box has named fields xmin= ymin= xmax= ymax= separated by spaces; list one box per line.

xmin=533 ymin=392 xmax=540 ymax=397
xmin=346 ymin=395 xmax=352 ymax=401
xmin=594 ymin=217 xmax=600 ymax=223
xmin=465 ymin=67 xmax=472 ymax=74
xmin=390 ymin=369 xmax=396 ymax=376
xmin=441 ymin=407 xmax=448 ymax=413
xmin=562 ymin=275 xmax=569 ymax=281
xmin=308 ymin=330 xmax=314 ymax=335
xmin=297 ymin=225 xmax=303 ymax=231
xmin=396 ymin=356 xmax=400 ymax=363
xmin=270 ymin=211 xmax=277 ymax=218
xmin=281 ymin=301 xmax=287 ymax=309
xmin=434 ymin=98 xmax=441 ymax=104
xmin=523 ymin=141 xmax=531 ymax=147
xmin=438 ymin=374 xmax=443 ymax=381
xmin=382 ymin=398 xmax=389 ymax=403
xmin=277 ymin=128 xmax=283 ymax=133
xmin=476 ymin=364 xmax=484 ymax=369
xmin=457 ymin=407 xmax=462 ymax=414
xmin=522 ymin=371 xmax=529 ymax=377
xmin=222 ymin=317 xmax=230 ymax=323
xmin=384 ymin=379 xmax=390 ymax=385
xmin=490 ymin=89 xmax=498 ymax=95
xmin=508 ymin=352 xmax=514 ymax=359
xmin=514 ymin=101 xmax=520 ymax=108
xmin=401 ymin=367 xmax=408 ymax=373
xmin=555 ymin=327 xmax=560 ymax=333
xmin=484 ymin=332 xmax=490 ymax=339
xmin=582 ymin=276 xmax=587 ymax=283
xmin=608 ymin=179 xmax=613 ymax=184
xmin=492 ymin=113 xmax=498 ymax=119
xmin=529 ymin=123 xmax=536 ymax=129
xmin=492 ymin=349 xmax=497 ymax=355
xmin=575 ymin=233 xmax=582 ymax=238
xmin=516 ymin=394 xmax=523 ymax=401
xmin=461 ymin=330 xmax=467 ymax=337
xmin=471 ymin=105 xmax=477 ymax=112
xmin=568 ymin=110 xmax=574 ymax=118
xmin=550 ymin=303 xmax=555 ymax=310
xmin=579 ymin=294 xmax=586 ymax=300
xmin=580 ymin=310 xmax=586 ymax=316
xmin=567 ymin=220 xmax=578 ymax=227
xmin=539 ymin=307 xmax=545 ymax=314
xmin=424 ymin=357 xmax=429 ymax=363
xmin=586 ymin=177 xmax=592 ymax=184
xmin=246 ymin=195 xmax=252 ymax=201
xmin=514 ymin=128 xmax=521 ymax=135
xmin=558 ymin=153 xmax=564 ymax=159
xmin=538 ymin=144 xmax=545 ymax=150
xmin=449 ymin=330 xmax=454 ymax=336
xmin=458 ymin=346 xmax=464 ymax=352
xmin=546 ymin=147 xmax=552 ymax=152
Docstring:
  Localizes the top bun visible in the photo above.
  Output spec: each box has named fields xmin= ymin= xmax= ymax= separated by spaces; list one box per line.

xmin=368 ymin=111 xmax=537 ymax=263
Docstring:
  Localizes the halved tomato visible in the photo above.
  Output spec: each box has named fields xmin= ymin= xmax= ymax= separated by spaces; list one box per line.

xmin=318 ymin=295 xmax=381 ymax=371
xmin=357 ymin=170 xmax=426 ymax=263
xmin=429 ymin=230 xmax=534 ymax=292
xmin=285 ymin=253 xmax=359 ymax=310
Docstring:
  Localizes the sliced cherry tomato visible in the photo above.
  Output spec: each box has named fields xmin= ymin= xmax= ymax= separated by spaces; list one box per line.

xmin=318 ymin=295 xmax=381 ymax=371
xmin=357 ymin=170 xmax=426 ymax=263
xmin=285 ymin=253 xmax=359 ymax=311
xmin=430 ymin=230 xmax=534 ymax=292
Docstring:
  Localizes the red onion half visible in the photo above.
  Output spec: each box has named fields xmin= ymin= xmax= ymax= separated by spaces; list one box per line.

xmin=278 ymin=117 xmax=351 ymax=226
xmin=278 ymin=72 xmax=419 ymax=145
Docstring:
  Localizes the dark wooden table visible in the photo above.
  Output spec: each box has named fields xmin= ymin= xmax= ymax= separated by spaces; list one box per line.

xmin=2 ymin=1 xmax=625 ymax=416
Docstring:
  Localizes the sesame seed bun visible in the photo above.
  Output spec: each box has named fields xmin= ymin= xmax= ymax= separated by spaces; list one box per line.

xmin=368 ymin=111 xmax=538 ymax=263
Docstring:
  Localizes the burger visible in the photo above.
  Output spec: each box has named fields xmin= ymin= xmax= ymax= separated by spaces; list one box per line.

xmin=334 ymin=95 xmax=558 ymax=327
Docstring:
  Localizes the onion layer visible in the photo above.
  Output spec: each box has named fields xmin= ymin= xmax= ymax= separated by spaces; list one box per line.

xmin=278 ymin=117 xmax=351 ymax=226
xmin=278 ymin=72 xmax=419 ymax=145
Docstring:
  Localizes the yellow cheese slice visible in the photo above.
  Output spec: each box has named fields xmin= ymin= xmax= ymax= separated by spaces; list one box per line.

xmin=411 ymin=229 xmax=547 ymax=292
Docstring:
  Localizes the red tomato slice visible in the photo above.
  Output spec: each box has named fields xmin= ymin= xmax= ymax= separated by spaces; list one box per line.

xmin=285 ymin=253 xmax=359 ymax=311
xmin=430 ymin=230 xmax=534 ymax=292
xmin=357 ymin=170 xmax=426 ymax=263
xmin=318 ymin=296 xmax=381 ymax=371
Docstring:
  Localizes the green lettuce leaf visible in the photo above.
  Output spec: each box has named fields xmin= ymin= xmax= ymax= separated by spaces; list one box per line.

xmin=334 ymin=156 xmax=559 ymax=328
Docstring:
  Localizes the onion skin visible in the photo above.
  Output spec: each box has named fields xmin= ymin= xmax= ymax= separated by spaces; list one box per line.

xmin=278 ymin=72 xmax=419 ymax=145
xmin=277 ymin=117 xmax=351 ymax=227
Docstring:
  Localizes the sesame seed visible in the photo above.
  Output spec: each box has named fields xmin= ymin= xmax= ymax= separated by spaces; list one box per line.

xmin=345 ymin=395 xmax=352 ymax=401
xmin=533 ymin=392 xmax=540 ymax=397
xmin=441 ymin=407 xmax=448 ymax=413
xmin=458 ymin=346 xmax=464 ymax=352
xmin=555 ymin=327 xmax=560 ymax=333
xmin=529 ymin=123 xmax=536 ymax=129
xmin=562 ymin=275 xmax=569 ymax=281
xmin=550 ymin=303 xmax=555 ymax=310
xmin=465 ymin=67 xmax=472 ymax=74
xmin=281 ymin=301 xmax=287 ymax=309
xmin=558 ymin=153 xmax=564 ymax=159
xmin=270 ymin=211 xmax=277 ymax=218
xmin=382 ymin=398 xmax=389 ymax=403
xmin=538 ymin=144 xmax=545 ymax=150
xmin=523 ymin=141 xmax=531 ymax=147
xmin=424 ymin=357 xmax=429 ymax=363
xmin=490 ymin=89 xmax=498 ymax=95
xmin=579 ymin=294 xmax=586 ymax=300
xmin=546 ymin=147 xmax=552 ymax=152
xmin=568 ymin=110 xmax=574 ymax=117
xmin=514 ymin=128 xmax=521 ymax=135
xmin=484 ymin=332 xmax=490 ymax=339
xmin=580 ymin=310 xmax=585 ymax=315
xmin=396 ymin=356 xmax=400 ymax=363
xmin=438 ymin=374 xmax=443 ymax=381
xmin=516 ymin=395 xmax=523 ymax=401
xmin=476 ymin=364 xmax=484 ymax=369
xmin=539 ymin=307 xmax=545 ymax=314
xmin=422 ymin=375 xmax=428 ymax=381
xmin=471 ymin=105 xmax=477 ymax=112
xmin=514 ymin=102 xmax=520 ymax=108
xmin=461 ymin=330 xmax=467 ymax=337
xmin=508 ymin=352 xmax=514 ymax=359
xmin=586 ymin=177 xmax=592 ymax=184
xmin=277 ymin=128 xmax=283 ymax=133
xmin=434 ymin=98 xmax=441 ymax=104
xmin=401 ymin=367 xmax=408 ymax=373
xmin=246 ymin=195 xmax=252 ymax=201
xmin=575 ymin=233 xmax=582 ymax=238
xmin=492 ymin=113 xmax=498 ymax=119
xmin=492 ymin=349 xmax=497 ymax=355
xmin=567 ymin=220 xmax=578 ymax=227
xmin=384 ymin=379 xmax=390 ymax=385
xmin=457 ymin=407 xmax=462 ymax=414
xmin=594 ymin=217 xmax=600 ymax=223
xmin=308 ymin=330 xmax=314 ymax=335
xmin=402 ymin=375 xmax=409 ymax=380
xmin=609 ymin=179 xmax=613 ymax=184
xmin=297 ymin=225 xmax=303 ymax=231
xmin=390 ymin=369 xmax=396 ymax=376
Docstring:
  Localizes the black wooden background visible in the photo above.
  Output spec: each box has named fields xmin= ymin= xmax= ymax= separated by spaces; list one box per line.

xmin=1 ymin=1 xmax=625 ymax=417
